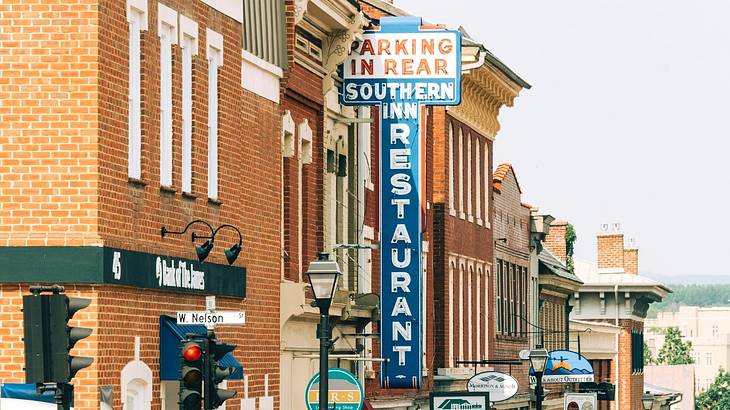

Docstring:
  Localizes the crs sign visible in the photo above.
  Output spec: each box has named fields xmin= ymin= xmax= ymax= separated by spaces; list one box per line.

xmin=342 ymin=16 xmax=461 ymax=389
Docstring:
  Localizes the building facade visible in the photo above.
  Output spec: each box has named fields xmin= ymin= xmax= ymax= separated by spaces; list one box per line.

xmin=645 ymin=306 xmax=730 ymax=392
xmin=0 ymin=0 xmax=284 ymax=408
xmin=572 ymin=225 xmax=671 ymax=410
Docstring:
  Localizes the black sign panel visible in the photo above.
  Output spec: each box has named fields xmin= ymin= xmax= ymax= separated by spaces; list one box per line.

xmin=579 ymin=382 xmax=615 ymax=401
xmin=102 ymin=248 xmax=246 ymax=297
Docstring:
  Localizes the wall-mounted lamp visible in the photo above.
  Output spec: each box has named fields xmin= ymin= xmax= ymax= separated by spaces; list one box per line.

xmin=160 ymin=220 xmax=243 ymax=265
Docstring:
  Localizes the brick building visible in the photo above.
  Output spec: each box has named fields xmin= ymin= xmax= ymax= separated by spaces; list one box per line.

xmin=490 ymin=164 xmax=532 ymax=409
xmin=0 ymin=0 xmax=285 ymax=408
xmin=571 ymin=225 xmax=671 ymax=410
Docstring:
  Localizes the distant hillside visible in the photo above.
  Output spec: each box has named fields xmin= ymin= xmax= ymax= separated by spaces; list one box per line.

xmin=648 ymin=284 xmax=730 ymax=317
xmin=644 ymin=273 xmax=730 ymax=284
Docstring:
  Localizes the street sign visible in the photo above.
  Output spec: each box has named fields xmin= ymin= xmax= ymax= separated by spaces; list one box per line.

xmin=529 ymin=350 xmax=594 ymax=384
xmin=467 ymin=371 xmax=518 ymax=403
xmin=579 ymin=382 xmax=615 ymax=401
xmin=564 ymin=392 xmax=597 ymax=410
xmin=429 ymin=392 xmax=490 ymax=410
xmin=176 ymin=311 xmax=245 ymax=325
xmin=341 ymin=15 xmax=462 ymax=390
xmin=305 ymin=368 xmax=363 ymax=410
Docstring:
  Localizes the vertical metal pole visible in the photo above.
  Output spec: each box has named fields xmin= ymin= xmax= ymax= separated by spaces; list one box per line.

xmin=535 ymin=373 xmax=543 ymax=410
xmin=318 ymin=312 xmax=331 ymax=410
xmin=203 ymin=336 xmax=211 ymax=410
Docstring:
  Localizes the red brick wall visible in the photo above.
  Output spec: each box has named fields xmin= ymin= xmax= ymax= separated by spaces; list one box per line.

xmin=492 ymin=164 xmax=530 ymax=392
xmin=0 ymin=0 xmax=283 ymax=408
xmin=623 ymin=248 xmax=638 ymax=274
xmin=597 ymin=233 xmax=624 ymax=270
xmin=618 ymin=319 xmax=644 ymax=410
xmin=544 ymin=221 xmax=567 ymax=262
xmin=0 ymin=0 xmax=101 ymax=247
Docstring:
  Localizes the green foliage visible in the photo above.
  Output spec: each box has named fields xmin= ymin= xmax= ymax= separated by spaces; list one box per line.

xmin=656 ymin=327 xmax=694 ymax=365
xmin=643 ymin=341 xmax=654 ymax=365
xmin=696 ymin=368 xmax=730 ymax=409
xmin=648 ymin=284 xmax=730 ymax=318
xmin=565 ymin=223 xmax=577 ymax=273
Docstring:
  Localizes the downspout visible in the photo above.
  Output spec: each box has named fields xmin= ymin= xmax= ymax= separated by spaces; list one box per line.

xmin=615 ymin=285 xmax=620 ymax=410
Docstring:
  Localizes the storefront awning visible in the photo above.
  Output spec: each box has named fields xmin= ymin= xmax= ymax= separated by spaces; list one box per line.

xmin=1 ymin=383 xmax=68 ymax=408
xmin=159 ymin=316 xmax=243 ymax=380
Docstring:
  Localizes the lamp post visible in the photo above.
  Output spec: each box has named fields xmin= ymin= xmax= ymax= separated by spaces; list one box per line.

xmin=642 ymin=391 xmax=655 ymax=410
xmin=529 ymin=346 xmax=549 ymax=410
xmin=306 ymin=253 xmax=341 ymax=410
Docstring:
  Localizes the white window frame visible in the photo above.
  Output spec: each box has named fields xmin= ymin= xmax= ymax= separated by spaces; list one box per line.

xmin=126 ymin=0 xmax=148 ymax=180
xmin=448 ymin=258 xmax=455 ymax=368
xmin=484 ymin=142 xmax=490 ymax=227
xmin=458 ymin=261 xmax=464 ymax=365
xmin=180 ymin=15 xmax=198 ymax=194
xmin=475 ymin=139 xmax=482 ymax=225
xmin=448 ymin=123 xmax=455 ymax=215
xmin=467 ymin=133 xmax=472 ymax=222
xmin=458 ymin=128 xmax=465 ymax=219
xmin=158 ymin=3 xmax=177 ymax=188
xmin=206 ymin=29 xmax=223 ymax=200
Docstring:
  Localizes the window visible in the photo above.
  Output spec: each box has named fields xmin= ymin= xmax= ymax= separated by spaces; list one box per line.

xmin=631 ymin=331 xmax=645 ymax=373
xmin=243 ymin=0 xmax=286 ymax=68
xmin=127 ymin=0 xmax=148 ymax=180
xmin=458 ymin=128 xmax=464 ymax=218
xmin=448 ymin=261 xmax=455 ymax=367
xmin=483 ymin=142 xmax=489 ymax=225
xmin=475 ymin=139 xmax=481 ymax=224
xmin=448 ymin=124 xmax=455 ymax=214
xmin=158 ymin=3 xmax=177 ymax=188
xmin=466 ymin=133 xmax=472 ymax=221
xmin=706 ymin=352 xmax=712 ymax=366
xmin=180 ymin=16 xmax=198 ymax=194
xmin=206 ymin=29 xmax=223 ymax=200
xmin=496 ymin=261 xmax=502 ymax=334
xmin=496 ymin=259 xmax=528 ymax=337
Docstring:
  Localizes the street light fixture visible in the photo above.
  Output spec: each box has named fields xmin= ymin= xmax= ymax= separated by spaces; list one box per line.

xmin=642 ymin=391 xmax=655 ymax=410
xmin=529 ymin=346 xmax=549 ymax=410
xmin=305 ymin=253 xmax=341 ymax=410
xmin=161 ymin=221 xmax=243 ymax=264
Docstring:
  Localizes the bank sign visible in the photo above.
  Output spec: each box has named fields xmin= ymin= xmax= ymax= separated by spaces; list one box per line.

xmin=342 ymin=16 xmax=461 ymax=389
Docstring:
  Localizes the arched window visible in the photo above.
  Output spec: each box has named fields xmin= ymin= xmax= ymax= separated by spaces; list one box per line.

xmin=448 ymin=124 xmax=455 ymax=214
xmin=121 ymin=357 xmax=152 ymax=410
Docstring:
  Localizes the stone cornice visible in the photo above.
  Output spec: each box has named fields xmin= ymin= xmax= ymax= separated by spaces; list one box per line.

xmin=448 ymin=63 xmax=524 ymax=140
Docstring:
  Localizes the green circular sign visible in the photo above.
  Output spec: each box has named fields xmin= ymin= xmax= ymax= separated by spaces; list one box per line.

xmin=305 ymin=368 xmax=364 ymax=410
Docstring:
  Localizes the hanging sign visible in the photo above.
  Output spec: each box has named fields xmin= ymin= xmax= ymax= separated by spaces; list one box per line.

xmin=529 ymin=350 xmax=595 ymax=384
xmin=429 ymin=392 xmax=490 ymax=410
xmin=341 ymin=15 xmax=461 ymax=389
xmin=467 ymin=371 xmax=518 ymax=402
xmin=304 ymin=368 xmax=363 ymax=410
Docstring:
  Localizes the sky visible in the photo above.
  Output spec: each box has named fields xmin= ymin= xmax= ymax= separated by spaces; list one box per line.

xmin=396 ymin=0 xmax=730 ymax=282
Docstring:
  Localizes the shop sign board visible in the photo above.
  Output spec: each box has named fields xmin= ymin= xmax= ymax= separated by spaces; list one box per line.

xmin=429 ymin=392 xmax=490 ymax=410
xmin=341 ymin=15 xmax=461 ymax=389
xmin=529 ymin=350 xmax=595 ymax=384
xmin=467 ymin=371 xmax=518 ymax=402
xmin=564 ymin=392 xmax=597 ymax=410
xmin=304 ymin=368 xmax=363 ymax=410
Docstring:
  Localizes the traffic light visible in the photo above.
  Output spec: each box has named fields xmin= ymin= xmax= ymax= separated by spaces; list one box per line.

xmin=23 ymin=290 xmax=93 ymax=384
xmin=179 ymin=339 xmax=204 ymax=410
xmin=206 ymin=335 xmax=237 ymax=409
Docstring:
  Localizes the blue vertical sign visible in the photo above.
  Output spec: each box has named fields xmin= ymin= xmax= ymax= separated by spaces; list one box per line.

xmin=341 ymin=16 xmax=461 ymax=389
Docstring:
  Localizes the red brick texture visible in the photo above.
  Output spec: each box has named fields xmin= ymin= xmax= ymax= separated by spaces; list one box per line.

xmin=623 ymin=248 xmax=638 ymax=275
xmin=544 ymin=221 xmax=568 ymax=262
xmin=0 ymin=0 xmax=282 ymax=408
xmin=597 ymin=233 xmax=624 ymax=270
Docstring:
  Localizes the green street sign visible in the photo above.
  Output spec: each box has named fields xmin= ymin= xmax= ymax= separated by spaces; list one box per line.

xmin=305 ymin=368 xmax=363 ymax=410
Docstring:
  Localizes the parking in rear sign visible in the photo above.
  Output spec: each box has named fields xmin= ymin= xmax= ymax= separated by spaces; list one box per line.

xmin=341 ymin=16 xmax=461 ymax=389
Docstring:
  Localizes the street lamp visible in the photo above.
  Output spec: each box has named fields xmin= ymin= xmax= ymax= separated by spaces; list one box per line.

xmin=642 ymin=391 xmax=655 ymax=410
xmin=305 ymin=253 xmax=341 ymax=410
xmin=529 ymin=346 xmax=549 ymax=410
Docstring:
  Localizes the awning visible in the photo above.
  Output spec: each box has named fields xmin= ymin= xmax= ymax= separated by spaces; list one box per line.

xmin=1 ymin=383 xmax=71 ymax=408
xmin=159 ymin=315 xmax=243 ymax=380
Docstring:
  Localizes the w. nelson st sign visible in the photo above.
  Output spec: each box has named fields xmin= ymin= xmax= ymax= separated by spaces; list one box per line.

xmin=342 ymin=16 xmax=461 ymax=389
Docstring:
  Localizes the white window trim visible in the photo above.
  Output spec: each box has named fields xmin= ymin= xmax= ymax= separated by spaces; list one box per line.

xmin=475 ymin=139 xmax=482 ymax=225
xmin=120 ymin=337 xmax=152 ymax=410
xmin=158 ymin=4 xmax=177 ymax=188
xmin=206 ymin=29 xmax=223 ymax=200
xmin=476 ymin=267 xmax=481 ymax=362
xmin=126 ymin=1 xmax=146 ymax=180
xmin=467 ymin=263 xmax=473 ymax=363
xmin=458 ymin=261 xmax=464 ymax=365
xmin=448 ymin=124 xmax=455 ymax=216
xmin=467 ymin=133 xmax=473 ymax=222
xmin=448 ymin=259 xmax=455 ymax=368
xmin=298 ymin=119 xmax=313 ymax=165
xmin=458 ymin=129 xmax=465 ymax=219
xmin=180 ymin=16 xmax=198 ymax=194
xmin=484 ymin=143 xmax=490 ymax=228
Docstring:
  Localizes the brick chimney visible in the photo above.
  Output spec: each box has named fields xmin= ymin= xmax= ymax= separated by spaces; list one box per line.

xmin=624 ymin=238 xmax=639 ymax=274
xmin=597 ymin=223 xmax=624 ymax=271
xmin=544 ymin=220 xmax=568 ymax=262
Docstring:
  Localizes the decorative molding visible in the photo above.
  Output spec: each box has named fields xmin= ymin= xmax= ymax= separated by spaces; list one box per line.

xmin=294 ymin=0 xmax=310 ymax=25
xmin=179 ymin=15 xmax=199 ymax=55
xmin=206 ymin=28 xmax=224 ymax=64
xmin=447 ymin=64 xmax=523 ymax=140
xmin=126 ymin=0 xmax=148 ymax=30
xmin=599 ymin=291 xmax=606 ymax=315
xmin=321 ymin=12 xmax=365 ymax=91
xmin=157 ymin=3 xmax=178 ymax=44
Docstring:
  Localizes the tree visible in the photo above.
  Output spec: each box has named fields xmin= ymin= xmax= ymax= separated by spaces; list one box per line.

xmin=643 ymin=341 xmax=654 ymax=365
xmin=696 ymin=368 xmax=730 ymax=409
xmin=565 ymin=223 xmax=577 ymax=273
xmin=655 ymin=327 xmax=694 ymax=365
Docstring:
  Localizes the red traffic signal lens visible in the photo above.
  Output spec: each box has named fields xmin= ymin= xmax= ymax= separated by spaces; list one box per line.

xmin=183 ymin=344 xmax=202 ymax=362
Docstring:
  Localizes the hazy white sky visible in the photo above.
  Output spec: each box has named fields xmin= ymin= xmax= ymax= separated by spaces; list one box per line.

xmin=396 ymin=0 xmax=730 ymax=279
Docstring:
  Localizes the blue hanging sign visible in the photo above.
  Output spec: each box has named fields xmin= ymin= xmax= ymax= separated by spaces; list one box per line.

xmin=529 ymin=350 xmax=595 ymax=384
xmin=341 ymin=16 xmax=461 ymax=389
